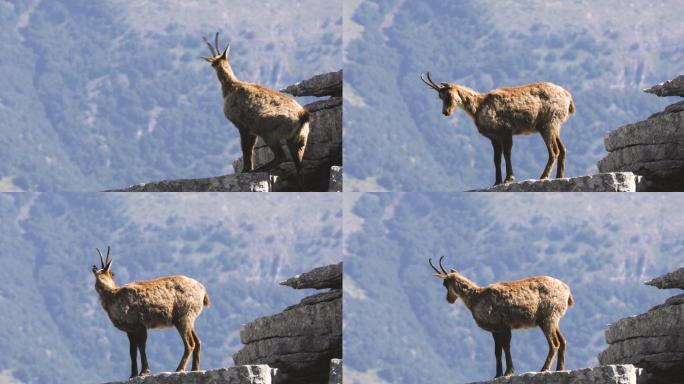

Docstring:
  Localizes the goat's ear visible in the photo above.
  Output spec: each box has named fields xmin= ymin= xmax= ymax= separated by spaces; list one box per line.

xmin=92 ymin=265 xmax=98 ymax=274
xmin=200 ymin=56 xmax=213 ymax=63
xmin=432 ymin=274 xmax=447 ymax=279
xmin=104 ymin=259 xmax=112 ymax=272
xmin=450 ymin=268 xmax=457 ymax=273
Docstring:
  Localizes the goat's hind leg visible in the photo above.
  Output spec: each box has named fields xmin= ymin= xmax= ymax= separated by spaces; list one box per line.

xmin=190 ymin=329 xmax=202 ymax=371
xmin=555 ymin=328 xmax=567 ymax=371
xmin=539 ymin=130 xmax=560 ymax=180
xmin=555 ymin=135 xmax=566 ymax=179
xmin=175 ymin=322 xmax=196 ymax=372
xmin=251 ymin=137 xmax=287 ymax=173
xmin=539 ymin=321 xmax=560 ymax=372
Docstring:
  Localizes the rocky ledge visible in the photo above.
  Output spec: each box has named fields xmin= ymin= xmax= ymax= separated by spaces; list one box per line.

xmin=233 ymin=263 xmax=342 ymax=384
xmin=466 ymin=365 xmax=641 ymax=384
xmin=233 ymin=71 xmax=343 ymax=191
xmin=470 ymin=172 xmax=640 ymax=192
xmin=598 ymin=74 xmax=684 ymax=191
xmin=108 ymin=173 xmax=279 ymax=192
xmin=598 ymin=268 xmax=684 ymax=383
xmin=102 ymin=365 xmax=272 ymax=384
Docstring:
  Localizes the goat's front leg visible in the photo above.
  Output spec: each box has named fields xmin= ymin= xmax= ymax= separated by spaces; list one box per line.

xmin=501 ymin=328 xmax=515 ymax=376
xmin=490 ymin=139 xmax=503 ymax=185
xmin=239 ymin=131 xmax=257 ymax=173
xmin=502 ymin=134 xmax=515 ymax=184
xmin=127 ymin=332 xmax=139 ymax=378
xmin=137 ymin=328 xmax=150 ymax=376
xmin=492 ymin=332 xmax=503 ymax=378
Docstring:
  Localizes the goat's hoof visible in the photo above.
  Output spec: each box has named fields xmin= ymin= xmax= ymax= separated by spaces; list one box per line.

xmin=139 ymin=369 xmax=151 ymax=377
xmin=504 ymin=176 xmax=515 ymax=184
xmin=504 ymin=371 xmax=514 ymax=377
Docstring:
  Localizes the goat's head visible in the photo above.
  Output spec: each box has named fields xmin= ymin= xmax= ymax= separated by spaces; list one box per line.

xmin=200 ymin=32 xmax=232 ymax=72
xmin=429 ymin=256 xmax=461 ymax=304
xmin=92 ymin=246 xmax=116 ymax=291
xmin=421 ymin=72 xmax=462 ymax=116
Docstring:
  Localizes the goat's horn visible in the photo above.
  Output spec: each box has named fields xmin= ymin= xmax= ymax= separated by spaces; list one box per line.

xmin=96 ymin=248 xmax=105 ymax=269
xmin=214 ymin=32 xmax=220 ymax=57
xmin=428 ymin=258 xmax=442 ymax=274
xmin=420 ymin=73 xmax=439 ymax=90
xmin=202 ymin=36 xmax=216 ymax=55
xmin=426 ymin=72 xmax=443 ymax=89
xmin=105 ymin=246 xmax=111 ymax=266
xmin=438 ymin=255 xmax=448 ymax=274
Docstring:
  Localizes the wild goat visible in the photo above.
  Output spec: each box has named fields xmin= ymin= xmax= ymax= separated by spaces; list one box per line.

xmin=421 ymin=73 xmax=575 ymax=185
xmin=429 ymin=256 xmax=574 ymax=378
xmin=202 ymin=32 xmax=311 ymax=182
xmin=92 ymin=247 xmax=210 ymax=378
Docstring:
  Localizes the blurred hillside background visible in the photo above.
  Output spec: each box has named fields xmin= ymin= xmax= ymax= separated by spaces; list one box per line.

xmin=344 ymin=193 xmax=682 ymax=383
xmin=0 ymin=0 xmax=341 ymax=191
xmin=344 ymin=0 xmax=684 ymax=190
xmin=0 ymin=193 xmax=342 ymax=383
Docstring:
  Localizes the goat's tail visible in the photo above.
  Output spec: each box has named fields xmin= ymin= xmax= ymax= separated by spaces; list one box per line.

xmin=299 ymin=108 xmax=313 ymax=126
xmin=203 ymin=292 xmax=211 ymax=307
xmin=568 ymin=95 xmax=576 ymax=115
xmin=567 ymin=292 xmax=575 ymax=307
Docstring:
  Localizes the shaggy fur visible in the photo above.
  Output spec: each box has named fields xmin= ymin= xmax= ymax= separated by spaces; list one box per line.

xmin=202 ymin=33 xmax=310 ymax=180
xmin=429 ymin=257 xmax=574 ymax=378
xmin=92 ymin=247 xmax=209 ymax=378
xmin=421 ymin=73 xmax=575 ymax=185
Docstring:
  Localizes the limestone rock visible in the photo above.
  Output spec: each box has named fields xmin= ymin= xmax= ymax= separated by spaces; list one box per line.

xmin=328 ymin=166 xmax=342 ymax=192
xmin=233 ymin=265 xmax=342 ymax=384
xmin=643 ymin=75 xmax=684 ymax=97
xmin=465 ymin=365 xmax=640 ymax=384
xmin=597 ymin=109 xmax=684 ymax=191
xmin=107 ymin=173 xmax=279 ymax=192
xmin=102 ymin=365 xmax=272 ymax=384
xmin=470 ymin=173 xmax=640 ymax=192
xmin=328 ymin=359 xmax=342 ymax=384
xmin=280 ymin=263 xmax=342 ymax=290
xmin=598 ymin=295 xmax=684 ymax=383
xmin=644 ymin=267 xmax=684 ymax=290
xmin=280 ymin=70 xmax=342 ymax=97
xmin=233 ymin=97 xmax=342 ymax=191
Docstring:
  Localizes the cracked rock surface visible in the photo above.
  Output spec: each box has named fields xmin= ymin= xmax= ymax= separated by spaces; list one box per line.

xmin=107 ymin=173 xmax=279 ymax=192
xmin=598 ymin=268 xmax=684 ymax=383
xmin=470 ymin=172 xmax=640 ymax=192
xmin=102 ymin=365 xmax=272 ymax=384
xmin=233 ymin=264 xmax=342 ymax=384
xmin=465 ymin=365 xmax=640 ymax=384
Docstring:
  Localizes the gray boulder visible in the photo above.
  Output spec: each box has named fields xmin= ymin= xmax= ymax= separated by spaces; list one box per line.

xmin=470 ymin=173 xmax=640 ymax=192
xmin=107 ymin=173 xmax=279 ymax=192
xmin=643 ymin=75 xmax=684 ymax=97
xmin=644 ymin=267 xmax=684 ymax=290
xmin=328 ymin=166 xmax=343 ymax=192
xmin=233 ymin=264 xmax=342 ymax=384
xmin=280 ymin=263 xmax=342 ymax=290
xmin=328 ymin=359 xmax=342 ymax=384
xmin=102 ymin=365 xmax=272 ymax=384
xmin=597 ymin=98 xmax=684 ymax=191
xmin=598 ymin=271 xmax=684 ymax=384
xmin=465 ymin=365 xmax=640 ymax=384
xmin=281 ymin=70 xmax=342 ymax=97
